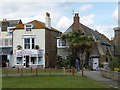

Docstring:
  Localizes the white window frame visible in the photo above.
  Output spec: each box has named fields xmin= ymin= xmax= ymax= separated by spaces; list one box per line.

xmin=23 ymin=35 xmax=36 ymax=49
xmin=24 ymin=24 xmax=33 ymax=31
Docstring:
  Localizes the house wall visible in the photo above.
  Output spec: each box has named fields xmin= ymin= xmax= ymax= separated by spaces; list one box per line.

xmin=114 ymin=29 xmax=120 ymax=56
xmin=45 ymin=29 xmax=60 ymax=68
xmin=13 ymin=29 xmax=45 ymax=67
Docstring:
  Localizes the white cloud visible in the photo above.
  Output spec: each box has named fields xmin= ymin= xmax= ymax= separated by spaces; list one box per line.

xmin=92 ymin=25 xmax=117 ymax=40
xmin=78 ymin=4 xmax=93 ymax=11
xmin=0 ymin=2 xmax=116 ymax=40
xmin=112 ymin=6 xmax=118 ymax=22
xmin=55 ymin=16 xmax=72 ymax=32
xmin=81 ymin=14 xmax=95 ymax=26
xmin=112 ymin=2 xmax=120 ymax=25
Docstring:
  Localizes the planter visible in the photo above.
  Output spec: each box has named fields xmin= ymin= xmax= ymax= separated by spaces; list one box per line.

xmin=100 ymin=69 xmax=120 ymax=82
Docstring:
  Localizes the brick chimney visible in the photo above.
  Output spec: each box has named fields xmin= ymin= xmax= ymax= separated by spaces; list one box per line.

xmin=73 ymin=13 xmax=79 ymax=24
xmin=72 ymin=13 xmax=80 ymax=32
xmin=1 ymin=19 xmax=9 ymax=31
xmin=45 ymin=12 xmax=51 ymax=29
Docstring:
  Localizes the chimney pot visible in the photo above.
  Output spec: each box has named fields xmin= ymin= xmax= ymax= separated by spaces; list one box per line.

xmin=74 ymin=13 xmax=79 ymax=24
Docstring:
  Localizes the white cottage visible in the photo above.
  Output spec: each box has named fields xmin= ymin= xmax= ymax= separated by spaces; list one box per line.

xmin=13 ymin=13 xmax=61 ymax=68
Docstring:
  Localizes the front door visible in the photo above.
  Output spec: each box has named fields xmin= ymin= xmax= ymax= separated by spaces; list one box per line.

xmin=92 ymin=58 xmax=99 ymax=70
xmin=25 ymin=56 xmax=29 ymax=67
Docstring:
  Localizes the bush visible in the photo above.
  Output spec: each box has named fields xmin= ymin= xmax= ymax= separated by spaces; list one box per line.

xmin=34 ymin=45 xmax=40 ymax=49
xmin=17 ymin=45 xmax=22 ymax=50
xmin=56 ymin=56 xmax=69 ymax=68
xmin=109 ymin=57 xmax=120 ymax=71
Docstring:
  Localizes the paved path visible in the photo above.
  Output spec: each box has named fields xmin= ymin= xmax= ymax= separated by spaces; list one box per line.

xmin=1 ymin=71 xmax=120 ymax=88
xmin=77 ymin=71 xmax=120 ymax=89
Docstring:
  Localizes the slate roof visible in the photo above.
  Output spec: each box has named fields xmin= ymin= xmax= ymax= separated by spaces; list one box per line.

xmin=0 ymin=19 xmax=22 ymax=27
xmin=64 ymin=23 xmax=112 ymax=46
xmin=8 ymin=19 xmax=22 ymax=25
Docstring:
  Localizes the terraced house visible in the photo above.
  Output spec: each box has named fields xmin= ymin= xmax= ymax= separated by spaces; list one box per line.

xmin=12 ymin=13 xmax=61 ymax=68
xmin=0 ymin=19 xmax=22 ymax=67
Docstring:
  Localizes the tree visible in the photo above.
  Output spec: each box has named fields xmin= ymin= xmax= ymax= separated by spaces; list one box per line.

xmin=61 ymin=32 xmax=94 ymax=76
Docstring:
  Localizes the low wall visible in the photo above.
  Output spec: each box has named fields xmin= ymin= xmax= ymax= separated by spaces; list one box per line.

xmin=100 ymin=69 xmax=120 ymax=82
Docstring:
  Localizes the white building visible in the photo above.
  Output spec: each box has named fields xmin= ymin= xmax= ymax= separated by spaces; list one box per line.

xmin=0 ymin=19 xmax=22 ymax=67
xmin=13 ymin=13 xmax=61 ymax=68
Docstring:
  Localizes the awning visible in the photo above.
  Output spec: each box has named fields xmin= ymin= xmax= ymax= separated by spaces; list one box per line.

xmin=0 ymin=47 xmax=12 ymax=55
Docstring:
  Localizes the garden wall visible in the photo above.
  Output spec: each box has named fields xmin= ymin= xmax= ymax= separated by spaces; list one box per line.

xmin=100 ymin=69 xmax=120 ymax=82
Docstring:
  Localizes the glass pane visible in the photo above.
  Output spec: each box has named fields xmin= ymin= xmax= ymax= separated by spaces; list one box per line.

xmin=26 ymin=25 xmax=31 ymax=27
xmin=62 ymin=40 xmax=66 ymax=46
xmin=32 ymin=38 xmax=34 ymax=49
xmin=32 ymin=44 xmax=34 ymax=49
xmin=5 ymin=39 xmax=8 ymax=46
xmin=24 ymin=38 xmax=30 ymax=43
xmin=32 ymin=38 xmax=34 ymax=43
xmin=0 ymin=39 xmax=2 ymax=46
xmin=25 ymin=44 xmax=30 ymax=49
xmin=10 ymin=39 xmax=12 ymax=45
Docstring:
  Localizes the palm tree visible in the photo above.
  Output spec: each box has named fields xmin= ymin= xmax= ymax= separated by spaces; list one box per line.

xmin=61 ymin=32 xmax=94 ymax=76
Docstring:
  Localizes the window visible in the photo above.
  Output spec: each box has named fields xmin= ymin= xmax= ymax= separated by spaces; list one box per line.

xmin=0 ymin=39 xmax=2 ymax=46
xmin=25 ymin=24 xmax=32 ymax=31
xmin=24 ymin=38 xmax=35 ymax=49
xmin=62 ymin=40 xmax=66 ymax=46
xmin=10 ymin=39 xmax=12 ymax=46
xmin=0 ymin=38 xmax=12 ymax=47
xmin=24 ymin=38 xmax=30 ymax=49
xmin=31 ymin=57 xmax=37 ymax=64
xmin=5 ymin=39 xmax=8 ymax=46
xmin=58 ymin=39 xmax=67 ymax=47
xmin=32 ymin=38 xmax=34 ymax=49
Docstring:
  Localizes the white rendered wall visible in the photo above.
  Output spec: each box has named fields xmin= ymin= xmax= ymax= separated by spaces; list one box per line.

xmin=13 ymin=29 xmax=46 ymax=67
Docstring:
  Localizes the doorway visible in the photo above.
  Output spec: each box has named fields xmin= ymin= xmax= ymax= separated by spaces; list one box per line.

xmin=25 ymin=56 xmax=29 ymax=67
xmin=2 ymin=55 xmax=7 ymax=62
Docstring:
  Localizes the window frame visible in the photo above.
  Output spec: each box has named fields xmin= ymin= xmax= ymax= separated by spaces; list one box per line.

xmin=23 ymin=37 xmax=35 ymax=49
xmin=25 ymin=24 xmax=33 ymax=31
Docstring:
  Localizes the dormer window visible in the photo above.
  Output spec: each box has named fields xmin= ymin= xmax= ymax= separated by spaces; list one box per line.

xmin=25 ymin=24 xmax=33 ymax=31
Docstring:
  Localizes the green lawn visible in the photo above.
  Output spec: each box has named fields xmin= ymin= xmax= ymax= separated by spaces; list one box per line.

xmin=2 ymin=75 xmax=115 ymax=88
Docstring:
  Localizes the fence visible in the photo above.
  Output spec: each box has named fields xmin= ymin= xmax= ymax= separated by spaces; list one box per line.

xmin=2 ymin=67 xmax=76 ymax=76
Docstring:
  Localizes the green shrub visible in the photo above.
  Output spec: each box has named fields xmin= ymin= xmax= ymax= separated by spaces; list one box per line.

xmin=56 ymin=56 xmax=69 ymax=68
xmin=108 ymin=57 xmax=120 ymax=71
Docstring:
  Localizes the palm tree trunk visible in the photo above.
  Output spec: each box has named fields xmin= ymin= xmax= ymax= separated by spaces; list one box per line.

xmin=81 ymin=57 xmax=84 ymax=76
xmin=80 ymin=53 xmax=84 ymax=76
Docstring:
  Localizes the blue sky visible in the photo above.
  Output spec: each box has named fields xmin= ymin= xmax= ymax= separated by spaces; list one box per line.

xmin=0 ymin=2 xmax=118 ymax=39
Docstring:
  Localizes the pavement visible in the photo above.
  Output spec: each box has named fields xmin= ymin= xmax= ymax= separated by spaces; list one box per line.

xmin=77 ymin=71 xmax=120 ymax=89
xmin=1 ymin=70 xmax=120 ymax=89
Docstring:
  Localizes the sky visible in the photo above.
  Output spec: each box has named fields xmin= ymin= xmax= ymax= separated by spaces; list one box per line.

xmin=0 ymin=1 xmax=119 ymax=39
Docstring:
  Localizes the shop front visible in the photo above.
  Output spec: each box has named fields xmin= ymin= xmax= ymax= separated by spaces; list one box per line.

xmin=15 ymin=49 xmax=44 ymax=68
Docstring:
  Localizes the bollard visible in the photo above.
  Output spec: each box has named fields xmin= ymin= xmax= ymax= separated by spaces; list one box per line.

xmin=21 ymin=68 xmax=23 ymax=76
xmin=18 ymin=67 xmax=19 ymax=73
xmin=5 ymin=67 xmax=8 ymax=76
xmin=30 ymin=67 xmax=32 ymax=73
xmin=49 ymin=68 xmax=51 ymax=75
xmin=63 ymin=67 xmax=66 ymax=75
xmin=36 ymin=68 xmax=38 ymax=76
xmin=72 ymin=67 xmax=75 ymax=75
xmin=68 ymin=65 xmax=70 ymax=72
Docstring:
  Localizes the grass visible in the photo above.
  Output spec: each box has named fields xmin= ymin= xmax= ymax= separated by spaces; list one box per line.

xmin=2 ymin=68 xmax=71 ymax=74
xmin=2 ymin=75 xmax=115 ymax=88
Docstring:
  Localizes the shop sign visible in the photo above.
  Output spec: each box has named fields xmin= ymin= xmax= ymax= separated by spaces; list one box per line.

xmin=16 ymin=49 xmax=43 ymax=56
